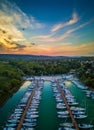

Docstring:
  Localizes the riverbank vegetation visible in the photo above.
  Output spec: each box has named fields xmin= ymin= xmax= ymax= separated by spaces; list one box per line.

xmin=0 ymin=55 xmax=94 ymax=105
xmin=77 ymin=60 xmax=94 ymax=88
xmin=0 ymin=61 xmax=23 ymax=106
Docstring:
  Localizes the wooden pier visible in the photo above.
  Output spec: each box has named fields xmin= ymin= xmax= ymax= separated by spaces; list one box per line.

xmin=16 ymin=81 xmax=38 ymax=130
xmin=56 ymin=81 xmax=80 ymax=130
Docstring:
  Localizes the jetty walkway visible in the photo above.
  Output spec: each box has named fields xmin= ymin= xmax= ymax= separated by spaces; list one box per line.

xmin=16 ymin=81 xmax=38 ymax=130
xmin=56 ymin=80 xmax=79 ymax=130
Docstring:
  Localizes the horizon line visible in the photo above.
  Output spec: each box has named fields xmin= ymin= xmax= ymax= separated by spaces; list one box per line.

xmin=0 ymin=53 xmax=94 ymax=57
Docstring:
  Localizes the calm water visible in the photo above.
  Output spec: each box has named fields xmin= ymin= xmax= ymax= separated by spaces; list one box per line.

xmin=36 ymin=81 xmax=59 ymax=130
xmin=65 ymin=81 xmax=94 ymax=124
xmin=0 ymin=81 xmax=31 ymax=129
xmin=0 ymin=80 xmax=94 ymax=130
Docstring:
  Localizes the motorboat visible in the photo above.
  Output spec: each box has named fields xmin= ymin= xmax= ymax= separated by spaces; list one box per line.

xmin=4 ymin=127 xmax=16 ymax=130
xmin=6 ymin=123 xmax=17 ymax=127
xmin=23 ymin=122 xmax=37 ymax=127
xmin=28 ymin=108 xmax=37 ymax=111
xmin=26 ymin=111 xmax=39 ymax=115
xmin=78 ymin=124 xmax=93 ymax=129
xmin=56 ymin=99 xmax=63 ymax=103
xmin=56 ymin=103 xmax=66 ymax=109
xmin=7 ymin=119 xmax=19 ymax=123
xmin=21 ymin=128 xmax=35 ymax=130
xmin=57 ymin=111 xmax=69 ymax=115
xmin=70 ymin=107 xmax=85 ymax=111
xmin=11 ymin=113 xmax=22 ymax=117
xmin=68 ymin=102 xmax=78 ymax=106
xmin=24 ymin=118 xmax=37 ymax=122
xmin=58 ymin=114 xmax=69 ymax=118
xmin=72 ymin=80 xmax=88 ymax=90
xmin=14 ymin=111 xmax=22 ymax=114
xmin=8 ymin=118 xmax=19 ymax=122
xmin=74 ymin=114 xmax=87 ymax=119
xmin=26 ymin=114 xmax=39 ymax=118
xmin=72 ymin=111 xmax=85 ymax=115
xmin=60 ymin=122 xmax=73 ymax=127
xmin=58 ymin=127 xmax=76 ymax=130
xmin=57 ymin=105 xmax=66 ymax=109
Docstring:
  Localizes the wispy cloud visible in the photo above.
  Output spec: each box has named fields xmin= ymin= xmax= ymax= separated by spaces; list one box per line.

xmin=51 ymin=24 xmax=63 ymax=33
xmin=0 ymin=0 xmax=45 ymax=53
xmin=56 ymin=20 xmax=92 ymax=41
xmin=0 ymin=0 xmax=44 ymax=29
xmin=31 ymin=12 xmax=80 ymax=43
xmin=32 ymin=19 xmax=92 ymax=44
xmin=51 ymin=12 xmax=79 ymax=32
xmin=32 ymin=33 xmax=56 ymax=43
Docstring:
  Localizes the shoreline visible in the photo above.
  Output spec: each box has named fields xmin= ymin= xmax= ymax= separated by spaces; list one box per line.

xmin=0 ymin=80 xmax=25 ymax=108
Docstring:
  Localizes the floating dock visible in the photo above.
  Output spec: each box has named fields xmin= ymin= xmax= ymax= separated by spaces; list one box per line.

xmin=16 ymin=81 xmax=38 ymax=130
xmin=56 ymin=80 xmax=80 ymax=130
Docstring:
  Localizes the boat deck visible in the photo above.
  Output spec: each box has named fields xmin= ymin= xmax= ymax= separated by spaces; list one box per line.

xmin=56 ymin=80 xmax=80 ymax=130
xmin=16 ymin=81 xmax=38 ymax=130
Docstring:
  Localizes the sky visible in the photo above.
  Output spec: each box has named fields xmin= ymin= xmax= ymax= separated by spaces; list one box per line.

xmin=0 ymin=0 xmax=94 ymax=56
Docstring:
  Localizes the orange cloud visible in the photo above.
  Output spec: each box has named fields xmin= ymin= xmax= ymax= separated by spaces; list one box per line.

xmin=50 ymin=42 xmax=94 ymax=56
xmin=2 ymin=42 xmax=93 ymax=56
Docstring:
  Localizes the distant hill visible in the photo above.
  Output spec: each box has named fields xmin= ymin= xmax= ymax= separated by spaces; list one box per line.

xmin=0 ymin=54 xmax=68 ymax=60
xmin=0 ymin=54 xmax=93 ymax=60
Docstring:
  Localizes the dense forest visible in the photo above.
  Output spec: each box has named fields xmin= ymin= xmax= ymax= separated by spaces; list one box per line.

xmin=0 ymin=55 xmax=94 ymax=105
xmin=0 ymin=61 xmax=23 ymax=106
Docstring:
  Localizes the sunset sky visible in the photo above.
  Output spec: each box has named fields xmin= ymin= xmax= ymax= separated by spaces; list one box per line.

xmin=0 ymin=0 xmax=94 ymax=56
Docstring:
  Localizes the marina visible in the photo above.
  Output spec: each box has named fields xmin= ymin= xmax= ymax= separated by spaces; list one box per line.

xmin=2 ymin=80 xmax=44 ymax=130
xmin=0 ymin=76 xmax=94 ymax=130
xmin=16 ymin=81 xmax=38 ymax=130
xmin=56 ymin=80 xmax=79 ymax=130
xmin=0 ymin=0 xmax=94 ymax=129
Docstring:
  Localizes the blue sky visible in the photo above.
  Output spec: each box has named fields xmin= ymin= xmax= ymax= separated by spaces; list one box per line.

xmin=0 ymin=0 xmax=94 ymax=56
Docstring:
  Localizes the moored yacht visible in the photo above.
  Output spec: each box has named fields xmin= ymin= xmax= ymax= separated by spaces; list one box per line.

xmin=74 ymin=114 xmax=87 ymax=119
xmin=58 ymin=127 xmax=76 ymax=130
xmin=4 ymin=127 xmax=15 ymax=130
xmin=58 ymin=114 xmax=70 ymax=118
xmin=60 ymin=122 xmax=73 ymax=127
xmin=78 ymin=124 xmax=93 ymax=129
xmin=23 ymin=122 xmax=37 ymax=127
xmin=57 ymin=111 xmax=69 ymax=115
